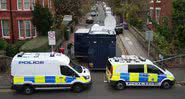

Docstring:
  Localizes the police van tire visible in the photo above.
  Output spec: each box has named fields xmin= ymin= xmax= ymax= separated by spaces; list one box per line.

xmin=72 ymin=83 xmax=83 ymax=93
xmin=115 ymin=81 xmax=126 ymax=90
xmin=23 ymin=85 xmax=34 ymax=95
xmin=161 ymin=81 xmax=172 ymax=89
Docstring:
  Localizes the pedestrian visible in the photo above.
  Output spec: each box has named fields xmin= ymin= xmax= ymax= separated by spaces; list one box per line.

xmin=67 ymin=43 xmax=73 ymax=57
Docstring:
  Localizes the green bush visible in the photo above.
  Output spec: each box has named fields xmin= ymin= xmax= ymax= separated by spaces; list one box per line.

xmin=20 ymin=36 xmax=49 ymax=52
xmin=154 ymin=32 xmax=170 ymax=56
xmin=6 ymin=41 xmax=25 ymax=57
xmin=0 ymin=39 xmax=8 ymax=50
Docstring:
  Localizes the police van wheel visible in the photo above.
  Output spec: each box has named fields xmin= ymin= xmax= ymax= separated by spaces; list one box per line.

xmin=72 ymin=83 xmax=83 ymax=93
xmin=23 ymin=85 xmax=34 ymax=95
xmin=161 ymin=81 xmax=172 ymax=89
xmin=115 ymin=81 xmax=126 ymax=90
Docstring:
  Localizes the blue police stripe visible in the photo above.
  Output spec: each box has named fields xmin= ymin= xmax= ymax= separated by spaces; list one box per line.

xmin=66 ymin=77 xmax=75 ymax=83
xmin=24 ymin=76 xmax=35 ymax=83
xmin=139 ymin=73 xmax=148 ymax=82
xmin=158 ymin=75 xmax=166 ymax=82
xmin=120 ymin=73 xmax=129 ymax=81
xmin=45 ymin=76 xmax=55 ymax=83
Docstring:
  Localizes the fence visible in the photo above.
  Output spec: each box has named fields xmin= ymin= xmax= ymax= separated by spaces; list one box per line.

xmin=129 ymin=26 xmax=185 ymax=67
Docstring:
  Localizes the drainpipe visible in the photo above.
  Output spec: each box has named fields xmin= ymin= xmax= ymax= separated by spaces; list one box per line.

xmin=10 ymin=0 xmax=14 ymax=43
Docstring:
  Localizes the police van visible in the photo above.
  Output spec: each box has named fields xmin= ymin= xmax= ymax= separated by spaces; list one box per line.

xmin=105 ymin=55 xmax=175 ymax=90
xmin=11 ymin=52 xmax=91 ymax=94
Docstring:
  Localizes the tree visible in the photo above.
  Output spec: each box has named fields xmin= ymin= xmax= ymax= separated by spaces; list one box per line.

xmin=32 ymin=4 xmax=53 ymax=36
xmin=54 ymin=0 xmax=81 ymax=16
xmin=173 ymin=0 xmax=185 ymax=50
xmin=53 ymin=0 xmax=82 ymax=26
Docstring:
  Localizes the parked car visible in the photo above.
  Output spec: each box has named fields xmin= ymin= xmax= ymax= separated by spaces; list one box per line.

xmin=91 ymin=11 xmax=98 ymax=17
xmin=86 ymin=16 xmax=94 ymax=24
xmin=123 ymin=21 xmax=128 ymax=30
xmin=115 ymin=23 xmax=123 ymax=34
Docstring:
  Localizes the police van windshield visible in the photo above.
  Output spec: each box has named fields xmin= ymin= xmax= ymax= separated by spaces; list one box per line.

xmin=70 ymin=61 xmax=82 ymax=73
xmin=72 ymin=65 xmax=82 ymax=73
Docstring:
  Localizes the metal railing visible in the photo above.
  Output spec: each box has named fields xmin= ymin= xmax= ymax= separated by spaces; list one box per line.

xmin=129 ymin=26 xmax=185 ymax=67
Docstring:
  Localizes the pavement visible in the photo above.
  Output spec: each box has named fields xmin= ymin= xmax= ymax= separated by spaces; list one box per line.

xmin=119 ymin=30 xmax=151 ymax=59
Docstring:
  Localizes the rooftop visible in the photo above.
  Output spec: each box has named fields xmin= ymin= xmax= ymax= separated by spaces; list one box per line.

xmin=13 ymin=52 xmax=70 ymax=65
xmin=108 ymin=55 xmax=154 ymax=65
xmin=75 ymin=28 xmax=90 ymax=34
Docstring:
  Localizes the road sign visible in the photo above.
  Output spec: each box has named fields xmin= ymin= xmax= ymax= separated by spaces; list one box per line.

xmin=48 ymin=31 xmax=56 ymax=45
xmin=145 ymin=31 xmax=153 ymax=57
xmin=145 ymin=31 xmax=153 ymax=41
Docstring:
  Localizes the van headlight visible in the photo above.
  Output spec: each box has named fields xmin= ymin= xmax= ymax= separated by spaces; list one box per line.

xmin=83 ymin=76 xmax=90 ymax=80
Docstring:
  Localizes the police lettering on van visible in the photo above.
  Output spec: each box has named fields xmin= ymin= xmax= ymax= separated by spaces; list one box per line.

xmin=105 ymin=55 xmax=175 ymax=90
xmin=11 ymin=52 xmax=92 ymax=95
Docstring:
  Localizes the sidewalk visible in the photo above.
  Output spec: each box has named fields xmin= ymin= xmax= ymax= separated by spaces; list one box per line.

xmin=168 ymin=68 xmax=185 ymax=81
xmin=119 ymin=30 xmax=151 ymax=60
xmin=0 ymin=72 xmax=11 ymax=89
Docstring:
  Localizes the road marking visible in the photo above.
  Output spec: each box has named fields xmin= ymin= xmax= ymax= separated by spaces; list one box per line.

xmin=0 ymin=89 xmax=15 ymax=93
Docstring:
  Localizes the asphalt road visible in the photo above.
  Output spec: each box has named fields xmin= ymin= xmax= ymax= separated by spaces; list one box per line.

xmin=0 ymin=72 xmax=185 ymax=99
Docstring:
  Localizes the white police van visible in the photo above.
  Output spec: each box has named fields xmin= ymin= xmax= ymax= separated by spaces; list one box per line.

xmin=106 ymin=55 xmax=175 ymax=90
xmin=11 ymin=52 xmax=91 ymax=94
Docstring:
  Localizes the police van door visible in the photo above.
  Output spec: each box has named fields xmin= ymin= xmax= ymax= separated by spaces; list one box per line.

xmin=57 ymin=66 xmax=78 ymax=85
xmin=128 ymin=65 xmax=147 ymax=86
xmin=147 ymin=65 xmax=164 ymax=85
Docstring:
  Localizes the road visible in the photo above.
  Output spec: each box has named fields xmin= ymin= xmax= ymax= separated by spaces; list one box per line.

xmin=0 ymin=72 xmax=185 ymax=99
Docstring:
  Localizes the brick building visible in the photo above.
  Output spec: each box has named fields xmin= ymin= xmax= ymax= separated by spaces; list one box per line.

xmin=148 ymin=0 xmax=172 ymax=30
xmin=0 ymin=0 xmax=53 ymax=42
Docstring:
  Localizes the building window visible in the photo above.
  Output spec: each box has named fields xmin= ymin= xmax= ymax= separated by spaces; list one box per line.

xmin=42 ymin=0 xmax=45 ymax=7
xmin=25 ymin=20 xmax=31 ymax=38
xmin=0 ymin=0 xmax=7 ymax=10
xmin=1 ymin=20 xmax=10 ymax=38
xmin=18 ymin=20 xmax=24 ymax=38
xmin=156 ymin=8 xmax=161 ymax=23
xmin=24 ymin=0 xmax=30 ymax=10
xmin=150 ymin=0 xmax=161 ymax=3
xmin=18 ymin=20 xmax=33 ymax=39
xmin=17 ymin=0 xmax=22 ymax=10
xmin=17 ymin=0 xmax=31 ymax=10
xmin=156 ymin=0 xmax=161 ymax=3
xmin=32 ymin=0 xmax=35 ymax=10
xmin=48 ymin=0 xmax=52 ymax=8
xmin=148 ymin=7 xmax=153 ymax=24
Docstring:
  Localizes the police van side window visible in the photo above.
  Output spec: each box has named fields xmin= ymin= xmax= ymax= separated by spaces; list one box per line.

xmin=60 ymin=66 xmax=76 ymax=76
xmin=128 ymin=65 xmax=144 ymax=73
xmin=147 ymin=65 xmax=163 ymax=74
